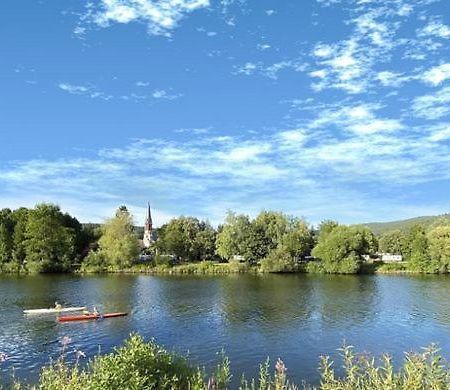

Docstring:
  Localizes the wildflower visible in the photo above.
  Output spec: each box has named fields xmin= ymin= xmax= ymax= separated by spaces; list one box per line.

xmin=275 ymin=358 xmax=287 ymax=375
xmin=207 ymin=377 xmax=216 ymax=390
xmin=75 ymin=350 xmax=86 ymax=359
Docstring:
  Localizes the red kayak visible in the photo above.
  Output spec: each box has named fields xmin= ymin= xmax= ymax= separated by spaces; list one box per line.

xmin=58 ymin=312 xmax=127 ymax=322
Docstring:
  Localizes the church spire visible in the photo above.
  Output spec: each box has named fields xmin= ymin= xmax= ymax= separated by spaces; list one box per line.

xmin=145 ymin=202 xmax=152 ymax=228
xmin=143 ymin=202 xmax=153 ymax=248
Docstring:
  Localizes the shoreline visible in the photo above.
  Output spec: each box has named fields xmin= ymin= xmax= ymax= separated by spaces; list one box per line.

xmin=1 ymin=261 xmax=443 ymax=276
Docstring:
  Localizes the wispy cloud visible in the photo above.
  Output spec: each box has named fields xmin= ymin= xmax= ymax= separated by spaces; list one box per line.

xmin=58 ymin=83 xmax=113 ymax=100
xmin=85 ymin=0 xmax=210 ymax=37
xmin=152 ymin=89 xmax=182 ymax=100
xmin=412 ymin=86 xmax=450 ymax=120
xmin=58 ymin=82 xmax=182 ymax=103
xmin=234 ymin=60 xmax=307 ymax=80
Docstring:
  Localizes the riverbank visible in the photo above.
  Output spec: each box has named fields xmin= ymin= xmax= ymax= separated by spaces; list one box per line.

xmin=78 ymin=260 xmax=417 ymax=276
xmin=0 ymin=260 xmax=433 ymax=276
xmin=4 ymin=334 xmax=449 ymax=389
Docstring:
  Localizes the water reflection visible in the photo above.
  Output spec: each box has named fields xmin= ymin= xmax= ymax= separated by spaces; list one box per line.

xmin=308 ymin=275 xmax=378 ymax=328
xmin=219 ymin=274 xmax=315 ymax=328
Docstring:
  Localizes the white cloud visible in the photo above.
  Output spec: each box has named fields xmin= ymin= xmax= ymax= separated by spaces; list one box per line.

xmin=234 ymin=60 xmax=307 ymax=80
xmin=412 ymin=86 xmax=450 ymax=119
xmin=376 ymin=71 xmax=411 ymax=87
xmin=419 ymin=21 xmax=450 ymax=39
xmin=421 ymin=63 xmax=450 ymax=86
xmin=58 ymin=83 xmax=113 ymax=100
xmin=135 ymin=81 xmax=150 ymax=87
xmin=88 ymin=0 xmax=210 ymax=36
xmin=152 ymin=89 xmax=182 ymax=100
xmin=428 ymin=123 xmax=450 ymax=142
xmin=257 ymin=43 xmax=271 ymax=51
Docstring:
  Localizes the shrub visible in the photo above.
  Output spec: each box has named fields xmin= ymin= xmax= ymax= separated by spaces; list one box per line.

xmin=260 ymin=247 xmax=298 ymax=273
xmin=36 ymin=334 xmax=227 ymax=390
xmin=24 ymin=337 xmax=450 ymax=390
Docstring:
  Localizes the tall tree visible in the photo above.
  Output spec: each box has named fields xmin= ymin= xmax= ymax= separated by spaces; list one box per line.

xmin=427 ymin=226 xmax=450 ymax=273
xmin=407 ymin=225 xmax=432 ymax=272
xmin=0 ymin=208 xmax=14 ymax=266
xmin=317 ymin=220 xmax=339 ymax=240
xmin=215 ymin=212 xmax=252 ymax=261
xmin=157 ymin=217 xmax=217 ymax=262
xmin=379 ymin=229 xmax=408 ymax=255
xmin=11 ymin=207 xmax=29 ymax=268
xmin=24 ymin=204 xmax=76 ymax=272
xmin=95 ymin=206 xmax=140 ymax=269
xmin=281 ymin=219 xmax=314 ymax=259
xmin=254 ymin=211 xmax=289 ymax=251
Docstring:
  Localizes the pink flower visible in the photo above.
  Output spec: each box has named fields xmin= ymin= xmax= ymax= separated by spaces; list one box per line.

xmin=75 ymin=350 xmax=86 ymax=359
xmin=275 ymin=358 xmax=287 ymax=375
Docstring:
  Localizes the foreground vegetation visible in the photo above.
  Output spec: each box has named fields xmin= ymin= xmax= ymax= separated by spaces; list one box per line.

xmin=2 ymin=203 xmax=450 ymax=275
xmin=3 ymin=334 xmax=450 ymax=389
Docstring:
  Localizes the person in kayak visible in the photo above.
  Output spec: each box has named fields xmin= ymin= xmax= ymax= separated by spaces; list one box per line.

xmin=93 ymin=306 xmax=99 ymax=316
xmin=54 ymin=302 xmax=62 ymax=310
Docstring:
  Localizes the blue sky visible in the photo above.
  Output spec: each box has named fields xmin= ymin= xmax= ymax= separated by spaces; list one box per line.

xmin=1 ymin=0 xmax=449 ymax=227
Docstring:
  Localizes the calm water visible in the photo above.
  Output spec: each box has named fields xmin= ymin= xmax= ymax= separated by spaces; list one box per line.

xmin=2 ymin=274 xmax=450 ymax=385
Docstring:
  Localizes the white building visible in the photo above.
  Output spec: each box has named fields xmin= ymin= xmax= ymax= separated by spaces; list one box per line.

xmin=380 ymin=253 xmax=403 ymax=263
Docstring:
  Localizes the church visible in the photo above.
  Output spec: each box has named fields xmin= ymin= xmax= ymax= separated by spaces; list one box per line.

xmin=142 ymin=203 xmax=154 ymax=248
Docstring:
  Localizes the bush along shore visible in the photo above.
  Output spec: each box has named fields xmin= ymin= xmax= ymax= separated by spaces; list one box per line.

xmin=2 ymin=203 xmax=450 ymax=275
xmin=2 ymin=334 xmax=450 ymax=389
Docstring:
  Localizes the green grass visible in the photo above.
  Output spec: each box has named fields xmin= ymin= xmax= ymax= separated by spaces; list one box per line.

xmin=80 ymin=261 xmax=256 ymax=275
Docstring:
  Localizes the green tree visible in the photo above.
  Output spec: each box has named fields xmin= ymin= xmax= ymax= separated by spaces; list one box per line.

xmin=427 ymin=226 xmax=450 ymax=273
xmin=194 ymin=222 xmax=217 ymax=261
xmin=157 ymin=217 xmax=217 ymax=262
xmin=317 ymin=220 xmax=339 ymax=240
xmin=24 ymin=204 xmax=76 ymax=272
xmin=11 ymin=207 xmax=29 ymax=269
xmin=379 ymin=229 xmax=408 ymax=255
xmin=311 ymin=225 xmax=377 ymax=274
xmin=0 ymin=208 xmax=14 ymax=266
xmin=254 ymin=211 xmax=289 ymax=251
xmin=407 ymin=225 xmax=432 ymax=272
xmin=260 ymin=246 xmax=298 ymax=273
xmin=215 ymin=212 xmax=253 ymax=261
xmin=93 ymin=206 xmax=140 ymax=269
xmin=281 ymin=218 xmax=314 ymax=259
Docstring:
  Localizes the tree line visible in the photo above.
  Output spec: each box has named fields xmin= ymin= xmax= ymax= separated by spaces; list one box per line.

xmin=0 ymin=204 xmax=99 ymax=273
xmin=1 ymin=203 xmax=450 ymax=274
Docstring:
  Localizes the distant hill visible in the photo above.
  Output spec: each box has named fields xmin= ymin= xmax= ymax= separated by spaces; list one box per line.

xmin=362 ymin=214 xmax=450 ymax=235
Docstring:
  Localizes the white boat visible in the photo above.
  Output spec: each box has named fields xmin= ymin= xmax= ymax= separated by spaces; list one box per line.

xmin=24 ymin=306 xmax=87 ymax=314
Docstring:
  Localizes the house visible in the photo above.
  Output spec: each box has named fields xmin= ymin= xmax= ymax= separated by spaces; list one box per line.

xmin=380 ymin=253 xmax=403 ymax=263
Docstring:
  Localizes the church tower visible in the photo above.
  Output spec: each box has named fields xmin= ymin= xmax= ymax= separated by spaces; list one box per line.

xmin=143 ymin=203 xmax=153 ymax=248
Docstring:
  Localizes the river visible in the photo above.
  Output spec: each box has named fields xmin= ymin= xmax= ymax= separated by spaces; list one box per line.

xmin=1 ymin=273 xmax=450 ymax=386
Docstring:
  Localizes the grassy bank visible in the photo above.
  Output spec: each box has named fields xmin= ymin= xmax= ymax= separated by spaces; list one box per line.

xmin=3 ymin=334 xmax=450 ymax=389
xmin=79 ymin=261 xmax=258 ymax=275
xmin=1 ymin=260 xmax=437 ymax=276
xmin=78 ymin=260 xmax=422 ymax=276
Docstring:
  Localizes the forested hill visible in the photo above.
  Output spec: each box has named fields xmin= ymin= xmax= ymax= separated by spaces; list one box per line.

xmin=362 ymin=214 xmax=450 ymax=235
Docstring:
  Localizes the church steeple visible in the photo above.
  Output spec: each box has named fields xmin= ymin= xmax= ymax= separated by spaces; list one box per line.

xmin=145 ymin=202 xmax=152 ymax=231
xmin=143 ymin=202 xmax=153 ymax=248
